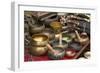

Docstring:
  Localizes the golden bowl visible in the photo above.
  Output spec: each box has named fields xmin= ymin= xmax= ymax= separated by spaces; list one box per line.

xmin=31 ymin=34 xmax=49 ymax=46
xmin=50 ymin=21 xmax=62 ymax=31
xmin=30 ymin=46 xmax=48 ymax=56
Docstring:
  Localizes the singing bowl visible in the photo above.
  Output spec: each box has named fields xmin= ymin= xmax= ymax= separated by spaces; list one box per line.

xmin=31 ymin=34 xmax=49 ymax=46
xmin=50 ymin=21 xmax=62 ymax=31
xmin=41 ymin=28 xmax=55 ymax=42
xmin=29 ymin=23 xmax=45 ymax=34
xmin=30 ymin=46 xmax=48 ymax=56
xmin=51 ymin=40 xmax=68 ymax=49
xmin=65 ymin=49 xmax=76 ymax=58
xmin=68 ymin=32 xmax=76 ymax=39
xmin=48 ymin=47 xmax=65 ymax=60
xmin=62 ymin=34 xmax=73 ymax=43
xmin=74 ymin=33 xmax=89 ymax=45
xmin=69 ymin=42 xmax=82 ymax=51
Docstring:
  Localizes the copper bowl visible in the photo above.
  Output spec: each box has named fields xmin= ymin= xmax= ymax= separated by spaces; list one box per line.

xmin=30 ymin=46 xmax=48 ymax=56
xmin=31 ymin=34 xmax=49 ymax=46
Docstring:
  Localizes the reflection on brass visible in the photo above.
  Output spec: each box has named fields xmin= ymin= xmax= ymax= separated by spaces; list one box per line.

xmin=30 ymin=46 xmax=48 ymax=56
xmin=31 ymin=34 xmax=48 ymax=46
xmin=50 ymin=21 xmax=62 ymax=31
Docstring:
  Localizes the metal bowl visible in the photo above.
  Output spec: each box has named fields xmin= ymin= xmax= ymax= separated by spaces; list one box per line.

xmin=29 ymin=23 xmax=45 ymax=34
xmin=41 ymin=28 xmax=55 ymax=42
xmin=31 ymin=34 xmax=49 ymax=46
xmin=65 ymin=49 xmax=77 ymax=58
xmin=62 ymin=34 xmax=73 ymax=43
xmin=51 ymin=40 xmax=68 ymax=49
xmin=69 ymin=42 xmax=82 ymax=51
xmin=50 ymin=21 xmax=62 ymax=32
xmin=68 ymin=32 xmax=76 ymax=39
xmin=30 ymin=46 xmax=48 ymax=56
xmin=48 ymin=47 xmax=65 ymax=60
xmin=74 ymin=33 xmax=89 ymax=45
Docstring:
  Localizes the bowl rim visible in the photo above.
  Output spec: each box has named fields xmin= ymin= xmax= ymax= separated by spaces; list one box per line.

xmin=32 ymin=34 xmax=49 ymax=42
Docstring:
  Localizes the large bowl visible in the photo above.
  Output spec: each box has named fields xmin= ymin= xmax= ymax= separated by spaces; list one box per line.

xmin=30 ymin=46 xmax=48 ymax=56
xmin=31 ymin=34 xmax=49 ymax=46
xmin=48 ymin=47 xmax=65 ymax=60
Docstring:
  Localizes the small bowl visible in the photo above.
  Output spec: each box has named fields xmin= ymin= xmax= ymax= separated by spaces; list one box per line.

xmin=65 ymin=49 xmax=76 ymax=58
xmin=69 ymin=42 xmax=82 ymax=51
xmin=50 ymin=21 xmax=62 ymax=32
xmin=31 ymin=34 xmax=49 ymax=46
xmin=41 ymin=28 xmax=55 ymax=42
xmin=62 ymin=34 xmax=73 ymax=43
xmin=74 ymin=32 xmax=89 ymax=45
xmin=48 ymin=47 xmax=65 ymax=60
xmin=51 ymin=40 xmax=68 ymax=49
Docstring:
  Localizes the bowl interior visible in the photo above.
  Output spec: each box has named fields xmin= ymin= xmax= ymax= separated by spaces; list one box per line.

xmin=62 ymin=34 xmax=72 ymax=40
xmin=48 ymin=47 xmax=64 ymax=55
xmin=51 ymin=40 xmax=68 ymax=46
xmin=69 ymin=42 xmax=82 ymax=50
xmin=50 ymin=21 xmax=62 ymax=30
xmin=32 ymin=34 xmax=48 ymax=42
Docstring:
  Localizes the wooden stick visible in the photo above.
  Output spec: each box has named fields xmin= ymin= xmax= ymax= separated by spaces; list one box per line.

xmin=73 ymin=41 xmax=90 ymax=59
xmin=46 ymin=44 xmax=56 ymax=53
xmin=59 ymin=33 xmax=62 ymax=46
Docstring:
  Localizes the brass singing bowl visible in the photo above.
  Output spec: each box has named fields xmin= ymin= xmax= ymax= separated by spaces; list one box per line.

xmin=30 ymin=23 xmax=45 ymax=34
xmin=50 ymin=21 xmax=62 ymax=31
xmin=74 ymin=33 xmax=89 ymax=45
xmin=51 ymin=40 xmax=68 ymax=49
xmin=48 ymin=47 xmax=65 ymax=60
xmin=31 ymin=34 xmax=49 ymax=46
xmin=30 ymin=46 xmax=48 ymax=56
xmin=41 ymin=28 xmax=55 ymax=43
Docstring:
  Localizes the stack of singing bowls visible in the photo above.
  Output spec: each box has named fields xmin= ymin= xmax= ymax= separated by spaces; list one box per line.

xmin=30 ymin=34 xmax=49 ymax=56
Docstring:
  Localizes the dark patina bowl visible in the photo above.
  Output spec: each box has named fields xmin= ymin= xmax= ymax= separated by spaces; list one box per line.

xmin=51 ymin=40 xmax=68 ymax=49
xmin=69 ymin=42 xmax=82 ymax=51
xmin=48 ymin=47 xmax=65 ymax=60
